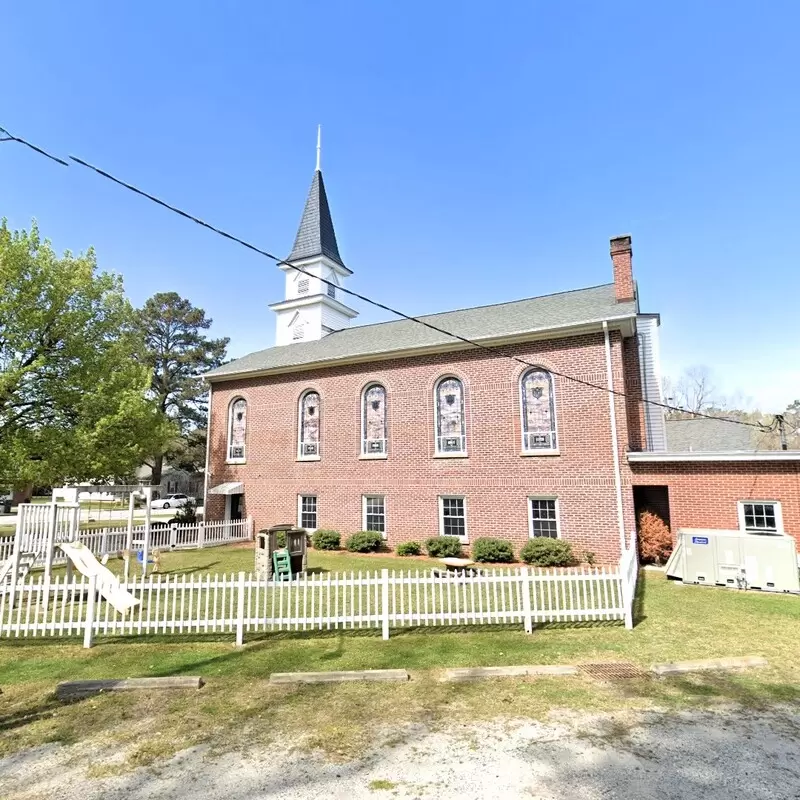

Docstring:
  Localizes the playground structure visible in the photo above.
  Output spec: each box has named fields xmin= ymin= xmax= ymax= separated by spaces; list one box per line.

xmin=256 ymin=525 xmax=308 ymax=580
xmin=1 ymin=489 xmax=164 ymax=604
xmin=58 ymin=541 xmax=139 ymax=613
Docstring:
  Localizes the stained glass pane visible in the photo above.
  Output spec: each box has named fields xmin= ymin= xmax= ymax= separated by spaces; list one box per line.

xmin=436 ymin=378 xmax=465 ymax=452
xmin=521 ymin=370 xmax=556 ymax=450
xmin=363 ymin=385 xmax=387 ymax=453
xmin=300 ymin=392 xmax=320 ymax=456
xmin=228 ymin=399 xmax=246 ymax=459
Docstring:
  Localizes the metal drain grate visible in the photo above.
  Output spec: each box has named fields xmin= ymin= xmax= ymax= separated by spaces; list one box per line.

xmin=579 ymin=662 xmax=650 ymax=681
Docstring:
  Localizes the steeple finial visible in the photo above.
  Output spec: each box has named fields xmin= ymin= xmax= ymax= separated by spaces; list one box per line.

xmin=316 ymin=124 xmax=321 ymax=172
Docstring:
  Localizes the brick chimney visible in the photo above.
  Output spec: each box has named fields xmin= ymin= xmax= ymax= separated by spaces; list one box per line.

xmin=610 ymin=235 xmax=635 ymax=303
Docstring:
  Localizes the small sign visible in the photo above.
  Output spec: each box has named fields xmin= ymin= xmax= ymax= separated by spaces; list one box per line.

xmin=692 ymin=536 xmax=709 ymax=545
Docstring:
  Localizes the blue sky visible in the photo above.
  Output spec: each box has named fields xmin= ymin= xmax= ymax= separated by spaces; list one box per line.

xmin=2 ymin=1 xmax=798 ymax=411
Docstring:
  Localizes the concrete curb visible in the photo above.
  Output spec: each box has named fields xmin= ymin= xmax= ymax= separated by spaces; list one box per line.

xmin=651 ymin=656 xmax=768 ymax=676
xmin=441 ymin=665 xmax=578 ymax=683
xmin=56 ymin=676 xmax=204 ymax=700
xmin=269 ymin=669 xmax=409 ymax=685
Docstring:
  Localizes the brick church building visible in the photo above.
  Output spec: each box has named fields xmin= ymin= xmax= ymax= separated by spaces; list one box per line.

xmin=205 ymin=153 xmax=799 ymax=559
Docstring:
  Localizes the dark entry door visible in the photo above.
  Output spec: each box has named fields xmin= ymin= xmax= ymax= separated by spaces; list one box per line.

xmin=229 ymin=494 xmax=243 ymax=521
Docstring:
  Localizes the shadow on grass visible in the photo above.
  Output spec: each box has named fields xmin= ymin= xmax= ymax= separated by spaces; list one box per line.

xmin=633 ymin=568 xmax=647 ymax=627
xmin=0 ymin=694 xmax=65 ymax=734
xmin=608 ymin=671 xmax=800 ymax=710
xmin=157 ymin=561 xmax=221 ymax=575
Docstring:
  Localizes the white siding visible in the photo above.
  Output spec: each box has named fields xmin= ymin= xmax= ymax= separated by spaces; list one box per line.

xmin=637 ymin=315 xmax=667 ymax=451
xmin=321 ymin=304 xmax=350 ymax=333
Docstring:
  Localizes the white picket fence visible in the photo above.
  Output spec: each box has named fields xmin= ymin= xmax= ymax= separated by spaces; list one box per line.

xmin=0 ymin=518 xmax=253 ymax=568
xmin=0 ymin=534 xmax=639 ymax=646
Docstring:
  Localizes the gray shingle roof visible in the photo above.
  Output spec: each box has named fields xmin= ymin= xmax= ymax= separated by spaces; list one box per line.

xmin=207 ymin=284 xmax=637 ymax=380
xmin=665 ymin=418 xmax=754 ymax=452
xmin=286 ymin=170 xmax=345 ymax=268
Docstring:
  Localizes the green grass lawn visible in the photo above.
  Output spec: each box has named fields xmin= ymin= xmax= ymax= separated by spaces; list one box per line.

xmin=1 ymin=541 xmax=799 ymax=770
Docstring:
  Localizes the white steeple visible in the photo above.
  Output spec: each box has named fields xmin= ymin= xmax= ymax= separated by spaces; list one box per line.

xmin=269 ymin=129 xmax=358 ymax=346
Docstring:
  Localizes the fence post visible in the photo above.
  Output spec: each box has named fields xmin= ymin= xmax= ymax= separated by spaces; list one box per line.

xmin=520 ymin=567 xmax=533 ymax=634
xmin=235 ymin=571 xmax=246 ymax=647
xmin=169 ymin=524 xmax=177 ymax=550
xmin=100 ymin=528 xmax=109 ymax=557
xmin=83 ymin=572 xmax=97 ymax=649
xmin=197 ymin=522 xmax=205 ymax=550
xmin=381 ymin=568 xmax=390 ymax=640
xmin=248 ymin=517 xmax=254 ymax=541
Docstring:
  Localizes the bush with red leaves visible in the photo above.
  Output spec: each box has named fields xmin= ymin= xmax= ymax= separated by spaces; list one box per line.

xmin=637 ymin=509 xmax=673 ymax=565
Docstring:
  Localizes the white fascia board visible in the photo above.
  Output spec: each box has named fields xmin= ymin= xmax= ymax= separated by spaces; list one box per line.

xmin=279 ymin=254 xmax=353 ymax=276
xmin=206 ymin=314 xmax=637 ymax=383
xmin=628 ymin=451 xmax=800 ymax=463
xmin=268 ymin=294 xmax=358 ymax=318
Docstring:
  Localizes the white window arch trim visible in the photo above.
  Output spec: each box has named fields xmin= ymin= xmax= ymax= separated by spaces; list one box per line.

xmin=434 ymin=375 xmax=467 ymax=456
xmin=298 ymin=389 xmax=322 ymax=461
xmin=519 ymin=367 xmax=559 ymax=455
xmin=226 ymin=397 xmax=247 ymax=463
xmin=361 ymin=382 xmax=388 ymax=458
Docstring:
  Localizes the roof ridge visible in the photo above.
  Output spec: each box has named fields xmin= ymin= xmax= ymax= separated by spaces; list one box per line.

xmin=339 ymin=282 xmax=616 ymax=333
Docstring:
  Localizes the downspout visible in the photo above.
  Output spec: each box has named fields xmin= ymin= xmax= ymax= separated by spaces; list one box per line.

xmin=202 ymin=382 xmax=212 ymax=519
xmin=603 ymin=321 xmax=627 ymax=555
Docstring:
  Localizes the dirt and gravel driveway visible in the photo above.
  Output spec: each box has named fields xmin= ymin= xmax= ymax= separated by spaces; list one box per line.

xmin=2 ymin=706 xmax=800 ymax=799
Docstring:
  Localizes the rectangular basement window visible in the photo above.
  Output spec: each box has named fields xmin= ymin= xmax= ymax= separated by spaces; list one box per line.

xmin=439 ymin=496 xmax=467 ymax=542
xmin=299 ymin=495 xmax=318 ymax=531
xmin=738 ymin=501 xmax=782 ymax=534
xmin=528 ymin=497 xmax=560 ymax=539
xmin=363 ymin=495 xmax=386 ymax=538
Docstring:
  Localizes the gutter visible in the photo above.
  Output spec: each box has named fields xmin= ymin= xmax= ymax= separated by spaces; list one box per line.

xmin=628 ymin=450 xmax=800 ymax=463
xmin=603 ymin=320 xmax=627 ymax=555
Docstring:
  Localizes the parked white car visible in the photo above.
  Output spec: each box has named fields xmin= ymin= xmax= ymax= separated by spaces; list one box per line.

xmin=151 ymin=493 xmax=194 ymax=510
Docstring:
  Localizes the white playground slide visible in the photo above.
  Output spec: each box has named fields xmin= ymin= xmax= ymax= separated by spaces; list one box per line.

xmin=58 ymin=541 xmax=140 ymax=614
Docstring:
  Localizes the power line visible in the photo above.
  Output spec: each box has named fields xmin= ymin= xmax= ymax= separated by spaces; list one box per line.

xmin=66 ymin=153 xmax=768 ymax=432
xmin=0 ymin=125 xmax=69 ymax=167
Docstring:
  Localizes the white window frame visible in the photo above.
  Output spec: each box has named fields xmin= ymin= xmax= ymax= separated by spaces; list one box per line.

xmin=226 ymin=397 xmax=247 ymax=464
xmin=737 ymin=500 xmax=783 ymax=534
xmin=434 ymin=376 xmax=467 ymax=457
xmin=438 ymin=495 xmax=468 ymax=542
xmin=519 ymin=368 xmax=559 ymax=455
xmin=297 ymin=390 xmax=322 ymax=461
xmin=361 ymin=383 xmax=388 ymax=458
xmin=298 ymin=494 xmax=318 ymax=531
xmin=527 ymin=496 xmax=561 ymax=539
xmin=362 ymin=495 xmax=387 ymax=539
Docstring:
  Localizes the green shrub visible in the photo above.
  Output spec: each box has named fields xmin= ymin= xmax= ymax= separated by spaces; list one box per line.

xmin=471 ymin=537 xmax=515 ymax=563
xmin=312 ymin=529 xmax=341 ymax=550
xmin=425 ymin=536 xmax=462 ymax=558
xmin=519 ymin=538 xmax=575 ymax=567
xmin=396 ymin=541 xmax=422 ymax=557
xmin=345 ymin=531 xmax=383 ymax=553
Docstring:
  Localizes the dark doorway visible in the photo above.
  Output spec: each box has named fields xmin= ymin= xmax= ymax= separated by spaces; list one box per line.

xmin=633 ymin=485 xmax=671 ymax=529
xmin=229 ymin=494 xmax=243 ymax=521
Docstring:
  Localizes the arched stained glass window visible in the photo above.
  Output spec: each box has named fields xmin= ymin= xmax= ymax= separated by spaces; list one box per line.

xmin=299 ymin=391 xmax=321 ymax=457
xmin=435 ymin=377 xmax=466 ymax=454
xmin=520 ymin=369 xmax=557 ymax=451
xmin=227 ymin=398 xmax=247 ymax=461
xmin=362 ymin=384 xmax=387 ymax=455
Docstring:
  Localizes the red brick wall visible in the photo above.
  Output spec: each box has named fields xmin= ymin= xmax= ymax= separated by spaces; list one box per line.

xmin=631 ymin=461 xmax=800 ymax=547
xmin=207 ymin=331 xmax=638 ymax=562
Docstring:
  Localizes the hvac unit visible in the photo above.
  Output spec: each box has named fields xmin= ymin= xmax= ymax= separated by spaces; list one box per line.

xmin=665 ymin=528 xmax=800 ymax=593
